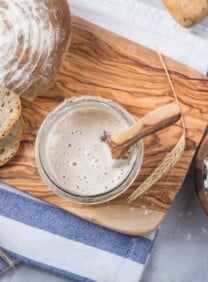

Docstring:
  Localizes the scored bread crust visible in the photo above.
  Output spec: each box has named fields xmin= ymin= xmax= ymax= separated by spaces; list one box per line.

xmin=0 ymin=85 xmax=22 ymax=139
xmin=162 ymin=0 xmax=208 ymax=27
xmin=0 ymin=0 xmax=71 ymax=99
xmin=0 ymin=117 xmax=23 ymax=167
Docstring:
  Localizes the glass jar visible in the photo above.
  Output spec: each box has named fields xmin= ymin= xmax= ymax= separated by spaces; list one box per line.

xmin=35 ymin=96 xmax=143 ymax=204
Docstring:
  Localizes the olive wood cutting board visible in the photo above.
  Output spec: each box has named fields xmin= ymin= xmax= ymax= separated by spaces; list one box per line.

xmin=1 ymin=16 xmax=208 ymax=235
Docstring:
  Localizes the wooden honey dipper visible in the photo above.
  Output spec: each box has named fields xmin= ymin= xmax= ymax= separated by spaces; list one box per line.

xmin=102 ymin=103 xmax=181 ymax=159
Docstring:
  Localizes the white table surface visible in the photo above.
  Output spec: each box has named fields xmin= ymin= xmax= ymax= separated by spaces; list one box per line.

xmin=1 ymin=1 xmax=208 ymax=281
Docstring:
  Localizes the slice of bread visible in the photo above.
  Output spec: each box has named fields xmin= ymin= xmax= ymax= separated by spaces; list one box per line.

xmin=0 ymin=117 xmax=23 ymax=167
xmin=0 ymin=86 xmax=22 ymax=139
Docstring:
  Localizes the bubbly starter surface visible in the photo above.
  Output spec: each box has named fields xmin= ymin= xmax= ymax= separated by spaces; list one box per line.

xmin=46 ymin=107 xmax=132 ymax=196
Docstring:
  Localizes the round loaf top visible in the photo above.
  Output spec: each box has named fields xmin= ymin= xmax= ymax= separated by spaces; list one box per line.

xmin=0 ymin=0 xmax=71 ymax=99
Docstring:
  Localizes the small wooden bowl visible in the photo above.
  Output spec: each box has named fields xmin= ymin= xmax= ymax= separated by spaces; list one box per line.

xmin=195 ymin=129 xmax=208 ymax=214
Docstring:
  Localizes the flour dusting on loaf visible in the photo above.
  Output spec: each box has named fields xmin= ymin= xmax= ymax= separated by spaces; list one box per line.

xmin=0 ymin=0 xmax=71 ymax=98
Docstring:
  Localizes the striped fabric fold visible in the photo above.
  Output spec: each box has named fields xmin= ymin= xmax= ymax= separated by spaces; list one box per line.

xmin=0 ymin=185 xmax=156 ymax=281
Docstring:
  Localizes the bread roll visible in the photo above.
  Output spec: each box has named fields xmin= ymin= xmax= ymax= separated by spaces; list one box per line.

xmin=163 ymin=0 xmax=208 ymax=27
xmin=0 ymin=0 xmax=71 ymax=99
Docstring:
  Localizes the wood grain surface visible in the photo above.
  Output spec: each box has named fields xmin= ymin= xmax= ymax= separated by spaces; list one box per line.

xmin=0 ymin=16 xmax=208 ymax=235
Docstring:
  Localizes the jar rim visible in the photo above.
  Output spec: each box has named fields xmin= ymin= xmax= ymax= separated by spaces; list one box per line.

xmin=35 ymin=96 xmax=144 ymax=204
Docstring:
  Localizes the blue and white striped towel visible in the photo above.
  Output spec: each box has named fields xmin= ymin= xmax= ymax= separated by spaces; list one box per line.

xmin=0 ymin=183 xmax=156 ymax=281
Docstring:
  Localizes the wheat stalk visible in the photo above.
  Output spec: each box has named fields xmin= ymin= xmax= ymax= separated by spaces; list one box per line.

xmin=128 ymin=135 xmax=185 ymax=201
xmin=128 ymin=50 xmax=186 ymax=202
xmin=0 ymin=249 xmax=14 ymax=268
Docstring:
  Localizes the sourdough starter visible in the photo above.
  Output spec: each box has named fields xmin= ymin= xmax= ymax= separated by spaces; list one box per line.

xmin=46 ymin=107 xmax=133 ymax=196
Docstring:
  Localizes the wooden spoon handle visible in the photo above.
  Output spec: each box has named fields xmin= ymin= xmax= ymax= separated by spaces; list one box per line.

xmin=106 ymin=103 xmax=181 ymax=159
